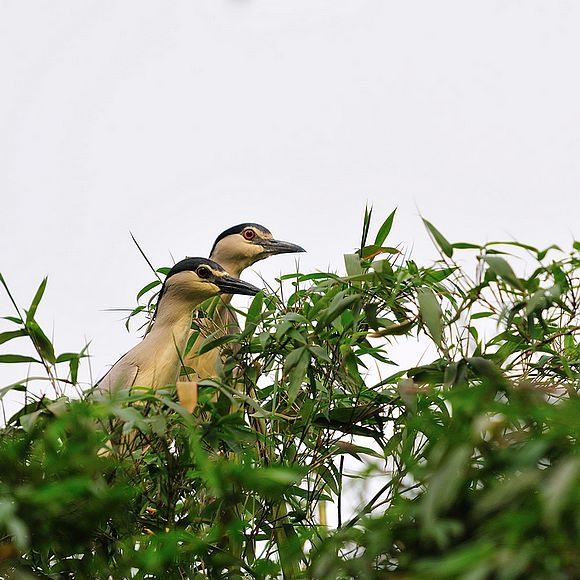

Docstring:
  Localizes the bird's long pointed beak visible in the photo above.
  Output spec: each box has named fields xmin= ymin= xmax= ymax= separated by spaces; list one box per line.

xmin=262 ymin=239 xmax=306 ymax=255
xmin=216 ymin=275 xmax=261 ymax=296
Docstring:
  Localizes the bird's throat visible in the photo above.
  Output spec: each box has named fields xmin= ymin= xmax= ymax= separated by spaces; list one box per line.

xmin=149 ymin=292 xmax=200 ymax=348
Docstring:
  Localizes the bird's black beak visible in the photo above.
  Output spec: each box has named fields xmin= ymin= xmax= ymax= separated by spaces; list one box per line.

xmin=260 ymin=239 xmax=306 ymax=255
xmin=216 ymin=275 xmax=261 ymax=296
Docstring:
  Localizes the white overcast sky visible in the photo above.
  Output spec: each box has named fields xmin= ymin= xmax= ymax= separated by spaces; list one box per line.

xmin=1 ymin=1 xmax=580 ymax=400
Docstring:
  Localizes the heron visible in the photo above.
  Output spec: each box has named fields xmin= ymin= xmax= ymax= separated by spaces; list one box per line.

xmin=182 ymin=223 xmax=305 ymax=382
xmin=95 ymin=257 xmax=260 ymax=394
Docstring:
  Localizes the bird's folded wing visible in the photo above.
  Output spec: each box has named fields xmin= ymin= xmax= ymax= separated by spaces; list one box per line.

xmin=95 ymin=358 xmax=140 ymax=395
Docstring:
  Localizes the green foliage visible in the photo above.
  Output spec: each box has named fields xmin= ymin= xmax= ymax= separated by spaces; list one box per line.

xmin=1 ymin=210 xmax=579 ymax=578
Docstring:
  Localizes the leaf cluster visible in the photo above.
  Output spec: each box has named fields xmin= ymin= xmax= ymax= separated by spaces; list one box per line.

xmin=0 ymin=210 xmax=579 ymax=578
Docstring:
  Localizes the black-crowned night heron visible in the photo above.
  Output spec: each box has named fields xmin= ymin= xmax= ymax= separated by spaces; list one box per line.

xmin=95 ymin=257 xmax=260 ymax=394
xmin=183 ymin=223 xmax=305 ymax=381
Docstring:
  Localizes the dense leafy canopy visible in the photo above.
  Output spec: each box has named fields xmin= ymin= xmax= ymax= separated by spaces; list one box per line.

xmin=1 ymin=209 xmax=579 ymax=578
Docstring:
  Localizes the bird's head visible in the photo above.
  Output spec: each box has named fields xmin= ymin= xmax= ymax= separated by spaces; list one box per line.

xmin=209 ymin=223 xmax=306 ymax=276
xmin=158 ymin=257 xmax=260 ymax=307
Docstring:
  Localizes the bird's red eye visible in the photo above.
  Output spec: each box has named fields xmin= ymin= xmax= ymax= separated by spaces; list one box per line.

xmin=196 ymin=266 xmax=211 ymax=279
xmin=243 ymin=229 xmax=256 ymax=240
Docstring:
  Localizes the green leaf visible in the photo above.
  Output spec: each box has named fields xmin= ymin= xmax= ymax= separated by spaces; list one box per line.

xmin=372 ymin=319 xmax=415 ymax=337
xmin=326 ymin=404 xmax=380 ymax=424
xmin=114 ymin=407 xmax=150 ymax=433
xmin=551 ymin=265 xmax=570 ymax=292
xmin=484 ymin=256 xmax=523 ymax=290
xmin=20 ymin=409 xmax=43 ymax=432
xmin=452 ymin=242 xmax=481 ymax=250
xmin=308 ymin=345 xmax=332 ymax=363
xmin=417 ymin=288 xmax=443 ymax=346
xmin=254 ymin=559 xmax=281 ymax=577
xmin=414 ymin=543 xmax=495 ymax=577
xmin=0 ymin=500 xmax=29 ymax=549
xmin=1 ymin=316 xmax=23 ymax=325
xmin=244 ymin=291 xmax=264 ymax=336
xmin=318 ymin=292 xmax=359 ymax=328
xmin=471 ymin=311 xmax=494 ymax=319
xmin=26 ymin=277 xmax=48 ymax=323
xmin=125 ymin=305 xmax=146 ymax=331
xmin=55 ymin=352 xmax=81 ymax=363
xmin=360 ymin=204 xmax=373 ymax=249
xmin=344 ymin=253 xmax=363 ymax=276
xmin=287 ymin=328 xmax=307 ymax=346
xmin=136 ymin=279 xmax=161 ymax=301
xmin=374 ymin=208 xmax=397 ymax=246
xmin=0 ymin=354 xmax=40 ymax=364
xmin=421 ymin=445 xmax=472 ymax=527
xmin=423 ymin=267 xmax=457 ymax=283
xmin=476 ymin=470 xmax=540 ymax=516
xmin=0 ymin=330 xmax=26 ymax=345
xmin=525 ymin=289 xmax=547 ymax=317
xmin=543 ymin=458 xmax=580 ymax=525
xmin=284 ymin=346 xmax=308 ymax=373
xmin=281 ymin=312 xmax=309 ymax=324
xmin=69 ymin=357 xmax=80 ymax=384
xmin=359 ymin=245 xmax=399 ymax=260
xmin=285 ymin=347 xmax=310 ymax=404
xmin=423 ymin=219 xmax=453 ymax=258
xmin=243 ymin=466 xmax=304 ymax=493
xmin=197 ymin=332 xmax=236 ymax=355
xmin=316 ymin=465 xmax=339 ymax=495
xmin=335 ymin=441 xmax=383 ymax=460
xmin=26 ymin=319 xmax=56 ymax=364
xmin=0 ymin=383 xmax=27 ymax=398
xmin=486 ymin=240 xmax=538 ymax=253
xmin=537 ymin=244 xmax=561 ymax=261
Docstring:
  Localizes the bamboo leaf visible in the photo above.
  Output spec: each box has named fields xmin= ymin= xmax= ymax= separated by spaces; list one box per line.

xmin=335 ymin=441 xmax=383 ymax=460
xmin=417 ymin=288 xmax=443 ymax=345
xmin=344 ymin=253 xmax=363 ymax=276
xmin=374 ymin=208 xmax=397 ymax=247
xmin=360 ymin=204 xmax=373 ymax=250
xmin=244 ymin=291 xmax=264 ymax=336
xmin=0 ymin=354 xmax=41 ymax=364
xmin=308 ymin=345 xmax=332 ymax=363
xmin=26 ymin=277 xmax=48 ymax=323
xmin=69 ymin=357 xmax=80 ymax=384
xmin=136 ymin=279 xmax=161 ymax=301
xmin=452 ymin=242 xmax=481 ymax=250
xmin=371 ymin=319 xmax=415 ymax=337
xmin=423 ymin=219 xmax=453 ymax=258
xmin=484 ymin=256 xmax=524 ymax=290
xmin=0 ymin=330 xmax=26 ymax=345
xmin=317 ymin=465 xmax=339 ymax=495
xmin=26 ymin=319 xmax=56 ymax=364
xmin=360 ymin=245 xmax=399 ymax=260
xmin=20 ymin=410 xmax=43 ymax=432
xmin=318 ymin=292 xmax=359 ymax=328
xmin=1 ymin=316 xmax=23 ymax=325
xmin=285 ymin=347 xmax=310 ymax=404
xmin=197 ymin=332 xmax=235 ymax=355
xmin=543 ymin=458 xmax=580 ymax=524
